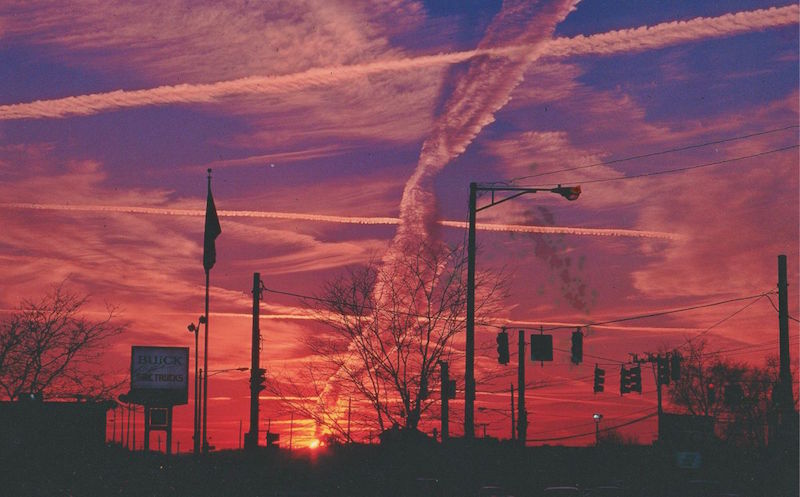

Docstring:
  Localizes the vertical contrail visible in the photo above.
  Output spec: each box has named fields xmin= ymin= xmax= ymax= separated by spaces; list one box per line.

xmin=394 ymin=0 xmax=581 ymax=246
xmin=316 ymin=0 xmax=581 ymax=435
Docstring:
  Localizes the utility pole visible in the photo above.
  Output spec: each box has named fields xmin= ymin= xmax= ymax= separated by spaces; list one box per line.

xmin=517 ymin=330 xmax=527 ymax=446
xmin=775 ymin=254 xmax=796 ymax=439
xmin=510 ymin=383 xmax=515 ymax=441
xmin=440 ymin=361 xmax=449 ymax=441
xmin=465 ymin=183 xmax=477 ymax=439
xmin=245 ymin=273 xmax=262 ymax=450
xmin=347 ymin=397 xmax=352 ymax=443
xmin=655 ymin=359 xmax=663 ymax=443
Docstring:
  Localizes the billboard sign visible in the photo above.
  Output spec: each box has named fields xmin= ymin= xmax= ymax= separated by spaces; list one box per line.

xmin=129 ymin=346 xmax=189 ymax=405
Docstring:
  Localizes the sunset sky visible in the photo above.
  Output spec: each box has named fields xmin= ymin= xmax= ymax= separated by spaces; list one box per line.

xmin=1 ymin=1 xmax=797 ymax=451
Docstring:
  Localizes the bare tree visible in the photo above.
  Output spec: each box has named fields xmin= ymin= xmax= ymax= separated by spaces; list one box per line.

xmin=271 ymin=238 xmax=505 ymax=439
xmin=667 ymin=340 xmax=777 ymax=447
xmin=0 ymin=284 xmax=125 ymax=401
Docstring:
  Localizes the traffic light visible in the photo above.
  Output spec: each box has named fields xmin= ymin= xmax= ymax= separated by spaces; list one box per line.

xmin=593 ymin=365 xmax=605 ymax=393
xmin=571 ymin=329 xmax=583 ymax=365
xmin=629 ymin=365 xmax=642 ymax=393
xmin=497 ymin=331 xmax=510 ymax=364
xmin=707 ymin=382 xmax=716 ymax=403
xmin=530 ymin=334 xmax=554 ymax=362
xmin=447 ymin=379 xmax=457 ymax=399
xmin=670 ymin=352 xmax=681 ymax=381
xmin=252 ymin=367 xmax=266 ymax=392
xmin=620 ymin=366 xmax=631 ymax=394
xmin=657 ymin=356 xmax=670 ymax=386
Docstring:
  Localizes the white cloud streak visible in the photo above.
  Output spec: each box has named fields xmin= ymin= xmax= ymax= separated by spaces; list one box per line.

xmin=546 ymin=5 xmax=798 ymax=58
xmin=0 ymin=5 xmax=794 ymax=121
xmin=393 ymin=0 xmax=581 ymax=243
xmin=0 ymin=202 xmax=680 ymax=240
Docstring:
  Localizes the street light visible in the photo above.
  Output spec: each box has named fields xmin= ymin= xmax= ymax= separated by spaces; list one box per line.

xmin=188 ymin=315 xmax=206 ymax=455
xmin=465 ymin=182 xmax=580 ymax=439
xmin=593 ymin=413 xmax=603 ymax=446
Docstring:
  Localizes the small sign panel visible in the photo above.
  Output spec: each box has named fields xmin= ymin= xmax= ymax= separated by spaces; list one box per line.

xmin=130 ymin=346 xmax=189 ymax=405
xmin=530 ymin=334 xmax=553 ymax=362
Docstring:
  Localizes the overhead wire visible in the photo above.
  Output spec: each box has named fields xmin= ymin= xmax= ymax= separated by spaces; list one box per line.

xmin=510 ymin=124 xmax=799 ymax=182
xmin=678 ymin=294 xmax=770 ymax=349
xmin=526 ymin=412 xmax=657 ymax=443
xmin=538 ymin=291 xmax=776 ymax=332
xmin=264 ymin=285 xmax=781 ymax=366
xmin=765 ymin=294 xmax=800 ymax=323
xmin=542 ymin=144 xmax=798 ymax=187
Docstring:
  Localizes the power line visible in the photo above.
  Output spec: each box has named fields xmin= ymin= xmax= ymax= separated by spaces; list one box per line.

xmin=527 ymin=405 xmax=657 ymax=434
xmin=555 ymin=144 xmax=798 ymax=186
xmin=538 ymin=291 xmax=775 ymax=332
xmin=765 ymin=294 xmax=800 ymax=323
xmin=511 ymin=124 xmax=799 ymax=182
xmin=679 ymin=294 xmax=768 ymax=349
xmin=264 ymin=284 xmax=778 ymax=360
xmin=526 ymin=412 xmax=657 ymax=443
xmin=265 ymin=286 xmax=774 ymax=330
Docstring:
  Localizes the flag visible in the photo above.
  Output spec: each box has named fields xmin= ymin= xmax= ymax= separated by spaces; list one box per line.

xmin=203 ymin=187 xmax=221 ymax=271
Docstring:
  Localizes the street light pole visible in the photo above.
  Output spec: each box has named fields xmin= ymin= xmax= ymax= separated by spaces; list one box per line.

xmin=465 ymin=182 xmax=580 ymax=440
xmin=188 ymin=316 xmax=205 ymax=456
xmin=465 ymin=183 xmax=477 ymax=439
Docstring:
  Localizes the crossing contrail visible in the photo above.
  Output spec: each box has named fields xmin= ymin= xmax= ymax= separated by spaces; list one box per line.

xmin=0 ymin=202 xmax=681 ymax=240
xmin=0 ymin=5 xmax=794 ymax=120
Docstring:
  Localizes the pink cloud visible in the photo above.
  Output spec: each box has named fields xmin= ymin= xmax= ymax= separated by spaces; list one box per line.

xmin=1 ymin=5 xmax=794 ymax=123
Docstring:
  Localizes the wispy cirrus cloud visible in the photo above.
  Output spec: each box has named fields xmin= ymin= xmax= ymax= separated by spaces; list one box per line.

xmin=0 ymin=5 xmax=794 ymax=121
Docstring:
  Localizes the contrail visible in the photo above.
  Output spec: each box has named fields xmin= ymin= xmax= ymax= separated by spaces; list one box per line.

xmin=315 ymin=0 xmax=583 ymax=436
xmin=393 ymin=0 xmax=581 ymax=245
xmin=546 ymin=5 xmax=797 ymax=58
xmin=0 ymin=202 xmax=680 ymax=240
xmin=0 ymin=5 xmax=794 ymax=120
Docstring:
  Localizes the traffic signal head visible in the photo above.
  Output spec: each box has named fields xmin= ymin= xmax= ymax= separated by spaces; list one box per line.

xmin=497 ymin=331 xmax=510 ymax=364
xmin=620 ymin=366 xmax=631 ymax=394
xmin=593 ymin=365 xmax=605 ymax=393
xmin=531 ymin=334 xmax=554 ymax=362
xmin=571 ymin=329 xmax=583 ymax=365
xmin=252 ymin=368 xmax=267 ymax=392
xmin=657 ymin=356 xmax=670 ymax=386
xmin=670 ymin=352 xmax=681 ymax=381
xmin=629 ymin=365 xmax=642 ymax=393
xmin=707 ymin=382 xmax=716 ymax=403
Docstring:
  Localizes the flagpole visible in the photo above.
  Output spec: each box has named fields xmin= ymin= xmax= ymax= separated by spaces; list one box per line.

xmin=202 ymin=168 xmax=212 ymax=454
xmin=200 ymin=167 xmax=222 ymax=455
xmin=202 ymin=267 xmax=210 ymax=453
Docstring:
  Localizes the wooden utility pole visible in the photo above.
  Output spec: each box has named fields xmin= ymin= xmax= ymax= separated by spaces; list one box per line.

xmin=517 ymin=330 xmax=527 ymax=445
xmin=245 ymin=273 xmax=262 ymax=450
xmin=440 ymin=361 xmax=449 ymax=441
xmin=775 ymin=255 xmax=796 ymax=440
xmin=510 ymin=383 xmax=515 ymax=441
xmin=347 ymin=397 xmax=352 ymax=443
